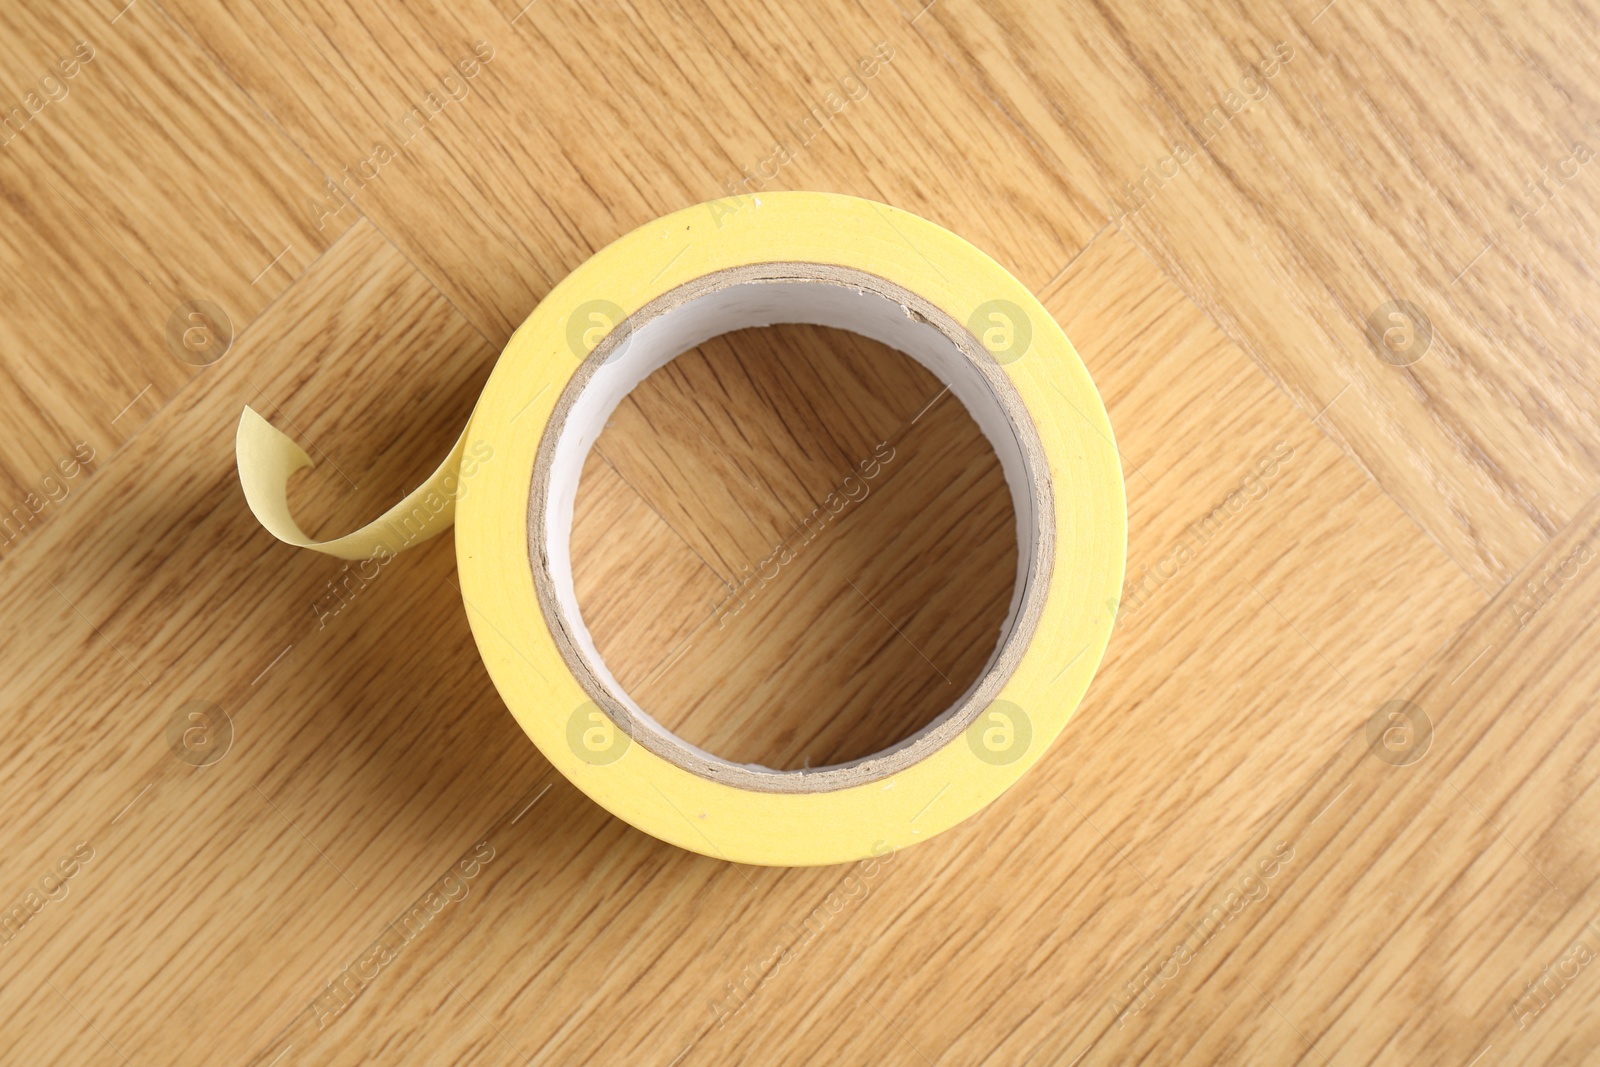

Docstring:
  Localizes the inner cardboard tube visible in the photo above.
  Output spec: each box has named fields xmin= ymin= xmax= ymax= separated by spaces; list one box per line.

xmin=529 ymin=262 xmax=1054 ymax=795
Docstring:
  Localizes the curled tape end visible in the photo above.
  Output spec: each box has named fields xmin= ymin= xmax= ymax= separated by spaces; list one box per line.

xmin=236 ymin=405 xmax=320 ymax=550
xmin=235 ymin=405 xmax=467 ymax=561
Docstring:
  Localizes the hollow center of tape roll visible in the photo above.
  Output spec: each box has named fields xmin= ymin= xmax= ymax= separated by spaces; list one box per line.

xmin=532 ymin=264 xmax=1053 ymax=794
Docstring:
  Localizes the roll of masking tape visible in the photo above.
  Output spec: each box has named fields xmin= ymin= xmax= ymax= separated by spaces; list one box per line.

xmin=236 ymin=191 xmax=1125 ymax=866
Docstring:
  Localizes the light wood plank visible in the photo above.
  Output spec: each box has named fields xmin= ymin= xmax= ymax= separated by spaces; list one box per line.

xmin=918 ymin=0 xmax=1600 ymax=586
xmin=0 ymin=0 xmax=356 ymax=522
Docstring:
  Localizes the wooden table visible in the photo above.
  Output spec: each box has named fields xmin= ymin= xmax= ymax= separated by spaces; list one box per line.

xmin=1 ymin=0 xmax=1597 ymax=1062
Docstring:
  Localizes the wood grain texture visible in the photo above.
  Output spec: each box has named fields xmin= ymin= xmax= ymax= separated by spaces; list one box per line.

xmin=919 ymin=0 xmax=1600 ymax=587
xmin=0 ymin=0 xmax=1595 ymax=1064
xmin=0 ymin=0 xmax=353 ymax=527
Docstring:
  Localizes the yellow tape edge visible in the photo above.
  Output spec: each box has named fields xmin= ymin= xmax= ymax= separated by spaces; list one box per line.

xmin=457 ymin=192 xmax=1125 ymax=866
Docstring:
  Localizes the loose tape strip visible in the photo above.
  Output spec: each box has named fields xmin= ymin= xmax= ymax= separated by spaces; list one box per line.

xmin=236 ymin=192 xmax=1126 ymax=866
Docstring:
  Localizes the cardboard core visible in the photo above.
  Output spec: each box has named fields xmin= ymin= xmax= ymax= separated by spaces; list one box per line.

xmin=528 ymin=263 xmax=1054 ymax=793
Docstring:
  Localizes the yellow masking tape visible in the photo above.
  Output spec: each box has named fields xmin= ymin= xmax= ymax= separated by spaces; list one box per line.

xmin=236 ymin=192 xmax=1126 ymax=866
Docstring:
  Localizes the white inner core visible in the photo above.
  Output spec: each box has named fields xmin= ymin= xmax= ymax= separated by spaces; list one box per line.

xmin=546 ymin=280 xmax=1037 ymax=773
